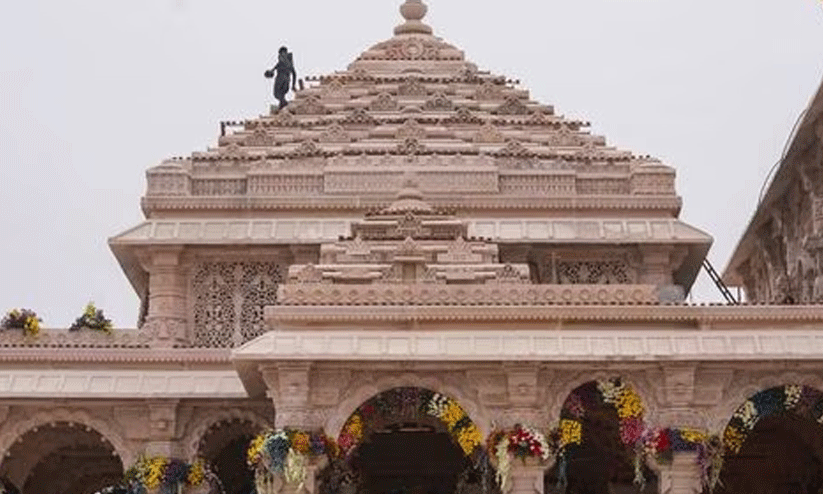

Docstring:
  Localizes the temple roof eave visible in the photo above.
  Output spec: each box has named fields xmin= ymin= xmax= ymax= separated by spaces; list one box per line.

xmin=723 ymin=72 xmax=823 ymax=285
xmin=232 ymin=324 xmax=823 ymax=397
xmin=264 ymin=303 xmax=823 ymax=325
xmin=140 ymin=196 xmax=685 ymax=216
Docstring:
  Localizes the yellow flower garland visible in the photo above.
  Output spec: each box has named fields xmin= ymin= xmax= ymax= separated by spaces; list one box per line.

xmin=187 ymin=459 xmax=206 ymax=486
xmin=440 ymin=402 xmax=466 ymax=428
xmin=344 ymin=414 xmax=363 ymax=439
xmin=456 ymin=423 xmax=482 ymax=455
xmin=559 ymin=419 xmax=582 ymax=447
xmin=723 ymin=425 xmax=745 ymax=454
xmin=679 ymin=428 xmax=707 ymax=444
xmin=615 ymin=389 xmax=644 ymax=419
xmin=247 ymin=434 xmax=267 ymax=466
xmin=292 ymin=431 xmax=311 ymax=454
xmin=144 ymin=457 xmax=167 ymax=490
xmin=23 ymin=316 xmax=39 ymax=336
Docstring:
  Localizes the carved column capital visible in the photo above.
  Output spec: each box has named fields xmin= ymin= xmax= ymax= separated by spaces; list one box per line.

xmin=638 ymin=246 xmax=674 ymax=286
xmin=138 ymin=246 xmax=188 ymax=348
xmin=506 ymin=460 xmax=546 ymax=494
xmin=261 ymin=363 xmax=325 ymax=430
xmin=662 ymin=364 xmax=696 ymax=407
xmin=145 ymin=400 xmax=181 ymax=457
xmin=653 ymin=451 xmax=703 ymax=494
xmin=504 ymin=364 xmax=539 ymax=407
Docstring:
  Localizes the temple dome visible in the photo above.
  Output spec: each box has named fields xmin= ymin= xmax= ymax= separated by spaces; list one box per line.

xmin=129 ymin=0 xmax=712 ymax=297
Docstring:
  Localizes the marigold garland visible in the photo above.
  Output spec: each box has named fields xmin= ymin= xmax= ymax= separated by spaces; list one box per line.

xmin=488 ymin=424 xmax=552 ymax=492
xmin=558 ymin=419 xmax=582 ymax=448
xmin=247 ymin=428 xmax=337 ymax=490
xmin=1 ymin=308 xmax=41 ymax=337
xmin=338 ymin=388 xmax=482 ymax=458
xmin=723 ymin=385 xmax=823 ymax=455
xmin=122 ymin=455 xmax=207 ymax=492
xmin=70 ymin=301 xmax=113 ymax=333
xmin=557 ymin=379 xmax=646 ymax=489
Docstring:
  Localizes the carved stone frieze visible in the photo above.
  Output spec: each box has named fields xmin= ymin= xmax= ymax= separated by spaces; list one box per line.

xmin=473 ymin=122 xmax=505 ymax=143
xmin=319 ymin=124 xmax=352 ymax=143
xmin=190 ymin=259 xmax=284 ymax=348
xmin=448 ymin=107 xmax=484 ymax=125
xmin=290 ymin=95 xmax=329 ymax=115
xmin=396 ymin=118 xmax=426 ymax=140
xmin=494 ymin=96 xmax=529 ymax=115
xmin=321 ymin=78 xmax=347 ymax=99
xmin=397 ymin=76 xmax=428 ymax=97
xmin=370 ymin=92 xmax=400 ymax=111
xmin=422 ymin=92 xmax=454 ymax=111
xmin=342 ymin=107 xmax=378 ymax=126
xmin=244 ymin=128 xmax=275 ymax=147
xmin=397 ymin=137 xmax=426 ymax=155
xmin=475 ymin=81 xmax=503 ymax=101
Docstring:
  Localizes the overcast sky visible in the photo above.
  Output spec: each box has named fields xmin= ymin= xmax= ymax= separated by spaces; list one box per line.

xmin=1 ymin=0 xmax=822 ymax=328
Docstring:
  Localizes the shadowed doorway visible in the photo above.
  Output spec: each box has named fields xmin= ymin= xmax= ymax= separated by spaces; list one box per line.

xmin=353 ymin=423 xmax=467 ymax=494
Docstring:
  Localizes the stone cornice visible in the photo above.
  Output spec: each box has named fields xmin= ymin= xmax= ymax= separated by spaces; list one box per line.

xmin=0 ymin=370 xmax=245 ymax=399
xmin=232 ymin=328 xmax=823 ymax=363
xmin=0 ymin=346 xmax=230 ymax=363
xmin=141 ymin=195 xmax=683 ymax=215
xmin=265 ymin=304 xmax=823 ymax=325
xmin=111 ymin=218 xmax=705 ymax=246
xmin=277 ymin=284 xmax=659 ymax=307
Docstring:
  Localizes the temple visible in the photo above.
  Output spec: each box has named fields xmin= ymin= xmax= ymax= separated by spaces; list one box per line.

xmin=2 ymin=1 xmax=823 ymax=494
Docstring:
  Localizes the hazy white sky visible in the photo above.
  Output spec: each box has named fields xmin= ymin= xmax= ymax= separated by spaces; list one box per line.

xmin=1 ymin=0 xmax=822 ymax=327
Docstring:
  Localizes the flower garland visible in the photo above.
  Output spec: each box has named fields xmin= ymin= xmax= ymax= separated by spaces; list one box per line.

xmin=640 ymin=427 xmax=723 ymax=491
xmin=487 ymin=424 xmax=552 ymax=492
xmin=557 ymin=378 xmax=646 ymax=488
xmin=1 ymin=308 xmax=41 ymax=336
xmin=338 ymin=388 xmax=483 ymax=458
xmin=426 ymin=392 xmax=484 ymax=456
xmin=723 ymin=385 xmax=823 ymax=455
xmin=122 ymin=456 xmax=206 ymax=493
xmin=247 ymin=429 xmax=337 ymax=490
xmin=70 ymin=302 xmax=113 ymax=333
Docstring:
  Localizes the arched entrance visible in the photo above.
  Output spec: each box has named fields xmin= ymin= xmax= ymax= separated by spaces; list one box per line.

xmin=198 ymin=418 xmax=262 ymax=494
xmin=548 ymin=379 xmax=657 ymax=494
xmin=716 ymin=385 xmax=823 ymax=494
xmin=0 ymin=422 xmax=123 ymax=494
xmin=331 ymin=387 xmax=490 ymax=494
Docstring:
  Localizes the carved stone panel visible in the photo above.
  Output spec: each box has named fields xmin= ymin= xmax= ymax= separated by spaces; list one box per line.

xmin=191 ymin=260 xmax=284 ymax=347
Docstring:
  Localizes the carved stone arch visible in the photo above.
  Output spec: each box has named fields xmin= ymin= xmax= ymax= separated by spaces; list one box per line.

xmin=327 ymin=372 xmax=490 ymax=439
xmin=711 ymin=371 xmax=823 ymax=432
xmin=0 ymin=407 xmax=131 ymax=467
xmin=547 ymin=369 xmax=653 ymax=423
xmin=183 ymin=408 xmax=273 ymax=460
xmin=549 ymin=372 xmax=657 ymax=493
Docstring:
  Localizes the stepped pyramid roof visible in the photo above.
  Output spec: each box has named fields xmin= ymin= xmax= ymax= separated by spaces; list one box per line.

xmin=110 ymin=0 xmax=712 ymax=300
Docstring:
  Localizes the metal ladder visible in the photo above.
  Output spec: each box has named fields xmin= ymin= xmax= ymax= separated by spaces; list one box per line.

xmin=702 ymin=258 xmax=738 ymax=305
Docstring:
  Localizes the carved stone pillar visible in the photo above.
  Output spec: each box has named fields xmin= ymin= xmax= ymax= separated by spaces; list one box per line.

xmin=145 ymin=401 xmax=181 ymax=457
xmin=639 ymin=246 xmax=674 ymax=286
xmin=290 ymin=246 xmax=318 ymax=266
xmin=140 ymin=247 xmax=188 ymax=348
xmin=502 ymin=364 xmax=543 ymax=427
xmin=507 ymin=460 xmax=545 ymax=494
xmin=657 ymin=452 xmax=702 ymax=494
xmin=254 ymin=457 xmax=327 ymax=494
xmin=654 ymin=365 xmax=711 ymax=430
xmin=261 ymin=363 xmax=324 ymax=430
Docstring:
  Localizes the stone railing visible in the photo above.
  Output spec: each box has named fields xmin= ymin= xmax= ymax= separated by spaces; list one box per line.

xmin=278 ymin=283 xmax=659 ymax=306
xmin=0 ymin=328 xmax=150 ymax=348
xmin=499 ymin=172 xmax=575 ymax=195
xmin=146 ymin=167 xmax=676 ymax=198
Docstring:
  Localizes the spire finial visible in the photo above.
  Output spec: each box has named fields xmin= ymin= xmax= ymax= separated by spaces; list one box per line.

xmin=395 ymin=0 xmax=433 ymax=35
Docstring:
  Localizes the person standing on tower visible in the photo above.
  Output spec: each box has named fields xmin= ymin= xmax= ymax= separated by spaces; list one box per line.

xmin=264 ymin=46 xmax=297 ymax=110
